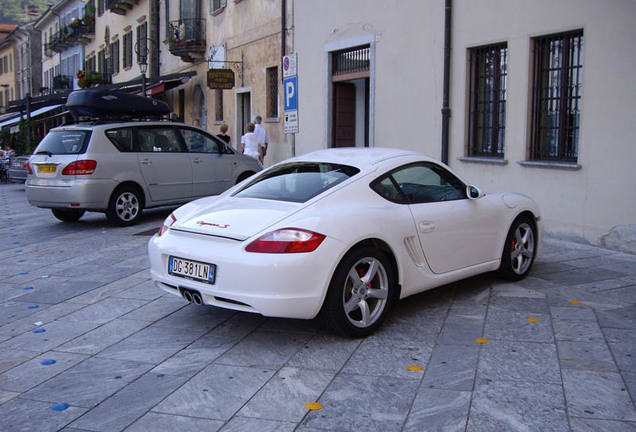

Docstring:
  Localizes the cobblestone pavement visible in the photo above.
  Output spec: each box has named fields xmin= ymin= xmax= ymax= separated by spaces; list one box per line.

xmin=0 ymin=182 xmax=635 ymax=432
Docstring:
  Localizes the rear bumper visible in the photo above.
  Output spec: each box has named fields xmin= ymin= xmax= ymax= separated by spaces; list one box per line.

xmin=25 ymin=178 xmax=116 ymax=210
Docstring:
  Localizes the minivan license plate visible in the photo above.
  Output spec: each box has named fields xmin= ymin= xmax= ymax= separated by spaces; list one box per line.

xmin=168 ymin=256 xmax=216 ymax=284
xmin=38 ymin=164 xmax=56 ymax=173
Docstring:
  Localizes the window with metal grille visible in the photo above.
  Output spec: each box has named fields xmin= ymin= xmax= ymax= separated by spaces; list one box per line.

xmin=266 ymin=66 xmax=278 ymax=118
xmin=215 ymin=89 xmax=223 ymax=122
xmin=530 ymin=30 xmax=583 ymax=163
xmin=123 ymin=32 xmax=132 ymax=69
xmin=467 ymin=43 xmax=507 ymax=158
xmin=333 ymin=45 xmax=370 ymax=77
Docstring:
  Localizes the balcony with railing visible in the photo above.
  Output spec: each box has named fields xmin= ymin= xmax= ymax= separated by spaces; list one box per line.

xmin=168 ymin=18 xmax=206 ymax=62
xmin=49 ymin=17 xmax=95 ymax=52
xmin=106 ymin=0 xmax=139 ymax=16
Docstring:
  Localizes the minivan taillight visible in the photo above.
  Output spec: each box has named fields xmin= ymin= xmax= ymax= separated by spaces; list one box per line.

xmin=62 ymin=160 xmax=97 ymax=175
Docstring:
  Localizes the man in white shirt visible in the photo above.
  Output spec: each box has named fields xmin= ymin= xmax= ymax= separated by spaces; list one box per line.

xmin=254 ymin=116 xmax=268 ymax=162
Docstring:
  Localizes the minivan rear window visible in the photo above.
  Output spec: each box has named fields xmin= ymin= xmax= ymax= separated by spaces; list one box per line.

xmin=34 ymin=130 xmax=91 ymax=155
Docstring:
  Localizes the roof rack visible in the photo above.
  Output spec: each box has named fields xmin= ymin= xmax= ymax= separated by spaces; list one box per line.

xmin=66 ymin=89 xmax=171 ymax=121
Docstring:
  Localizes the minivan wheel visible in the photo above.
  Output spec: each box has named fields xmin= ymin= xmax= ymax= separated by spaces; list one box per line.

xmin=106 ymin=186 xmax=143 ymax=226
xmin=51 ymin=209 xmax=85 ymax=222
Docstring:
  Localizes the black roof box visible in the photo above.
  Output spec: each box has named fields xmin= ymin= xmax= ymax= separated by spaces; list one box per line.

xmin=66 ymin=89 xmax=170 ymax=120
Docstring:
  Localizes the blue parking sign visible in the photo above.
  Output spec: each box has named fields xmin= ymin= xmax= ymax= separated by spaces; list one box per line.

xmin=283 ymin=77 xmax=298 ymax=111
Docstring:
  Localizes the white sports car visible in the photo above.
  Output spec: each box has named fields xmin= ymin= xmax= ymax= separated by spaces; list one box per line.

xmin=148 ymin=148 xmax=540 ymax=337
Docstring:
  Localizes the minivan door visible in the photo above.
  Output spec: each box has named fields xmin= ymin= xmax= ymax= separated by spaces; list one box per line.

xmin=136 ymin=127 xmax=192 ymax=202
xmin=180 ymin=127 xmax=233 ymax=197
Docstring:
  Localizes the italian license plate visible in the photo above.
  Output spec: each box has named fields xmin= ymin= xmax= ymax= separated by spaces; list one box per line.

xmin=168 ymin=256 xmax=216 ymax=284
xmin=38 ymin=164 xmax=57 ymax=173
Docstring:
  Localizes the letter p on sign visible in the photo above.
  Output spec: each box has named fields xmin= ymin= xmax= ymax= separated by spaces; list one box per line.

xmin=284 ymin=77 xmax=298 ymax=111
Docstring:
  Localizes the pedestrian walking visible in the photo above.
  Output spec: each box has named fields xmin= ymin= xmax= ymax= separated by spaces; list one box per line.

xmin=240 ymin=123 xmax=262 ymax=162
xmin=218 ymin=124 xmax=231 ymax=146
xmin=254 ymin=116 xmax=268 ymax=162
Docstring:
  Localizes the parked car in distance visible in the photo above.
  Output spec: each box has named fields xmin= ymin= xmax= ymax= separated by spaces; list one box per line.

xmin=7 ymin=156 xmax=29 ymax=183
xmin=25 ymin=90 xmax=262 ymax=226
xmin=148 ymin=147 xmax=541 ymax=337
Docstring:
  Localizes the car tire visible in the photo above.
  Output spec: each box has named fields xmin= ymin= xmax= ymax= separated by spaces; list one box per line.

xmin=106 ymin=185 xmax=143 ymax=227
xmin=51 ymin=209 xmax=85 ymax=222
xmin=322 ymin=246 xmax=394 ymax=338
xmin=498 ymin=215 xmax=537 ymax=281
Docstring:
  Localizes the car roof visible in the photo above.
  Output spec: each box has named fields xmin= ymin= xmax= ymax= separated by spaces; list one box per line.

xmin=285 ymin=147 xmax=438 ymax=170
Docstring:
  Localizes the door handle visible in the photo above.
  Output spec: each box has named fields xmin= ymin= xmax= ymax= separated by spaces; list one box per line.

xmin=419 ymin=221 xmax=436 ymax=234
xmin=140 ymin=159 xmax=152 ymax=165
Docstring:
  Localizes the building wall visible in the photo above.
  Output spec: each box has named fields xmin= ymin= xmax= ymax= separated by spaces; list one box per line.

xmin=293 ymin=0 xmax=636 ymax=251
xmin=0 ymin=43 xmax=16 ymax=113
xmin=450 ymin=0 xmax=636 ymax=249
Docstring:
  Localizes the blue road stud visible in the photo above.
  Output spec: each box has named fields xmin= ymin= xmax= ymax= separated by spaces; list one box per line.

xmin=27 ymin=305 xmax=39 ymax=309
xmin=41 ymin=359 xmax=57 ymax=366
xmin=51 ymin=403 xmax=70 ymax=411
xmin=23 ymin=286 xmax=34 ymax=290
xmin=32 ymin=328 xmax=46 ymax=334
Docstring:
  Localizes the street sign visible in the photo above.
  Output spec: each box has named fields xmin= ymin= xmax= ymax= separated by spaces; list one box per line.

xmin=282 ymin=53 xmax=297 ymax=78
xmin=283 ymin=76 xmax=298 ymax=111
xmin=284 ymin=110 xmax=298 ymax=134
xmin=207 ymin=68 xmax=235 ymax=90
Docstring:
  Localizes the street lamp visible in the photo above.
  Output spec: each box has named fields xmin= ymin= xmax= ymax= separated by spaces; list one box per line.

xmin=139 ymin=57 xmax=148 ymax=96
xmin=135 ymin=40 xmax=150 ymax=97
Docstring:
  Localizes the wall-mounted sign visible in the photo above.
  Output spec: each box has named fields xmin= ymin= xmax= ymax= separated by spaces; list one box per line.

xmin=207 ymin=68 xmax=235 ymax=89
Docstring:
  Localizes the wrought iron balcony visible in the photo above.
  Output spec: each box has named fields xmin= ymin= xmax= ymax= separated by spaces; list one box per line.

xmin=168 ymin=18 xmax=206 ymax=62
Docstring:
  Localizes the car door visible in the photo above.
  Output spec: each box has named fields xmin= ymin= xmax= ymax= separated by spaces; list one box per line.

xmin=180 ymin=127 xmax=233 ymax=197
xmin=391 ymin=162 xmax=503 ymax=274
xmin=136 ymin=127 xmax=192 ymax=202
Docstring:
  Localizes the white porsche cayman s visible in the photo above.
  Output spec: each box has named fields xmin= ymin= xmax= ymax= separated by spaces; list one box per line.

xmin=148 ymin=147 xmax=540 ymax=337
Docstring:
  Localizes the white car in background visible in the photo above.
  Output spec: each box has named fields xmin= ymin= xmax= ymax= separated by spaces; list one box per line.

xmin=148 ymin=147 xmax=540 ymax=337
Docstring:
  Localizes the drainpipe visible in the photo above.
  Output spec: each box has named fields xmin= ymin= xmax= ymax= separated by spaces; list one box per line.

xmin=149 ymin=0 xmax=160 ymax=80
xmin=281 ymin=0 xmax=295 ymax=156
xmin=441 ymin=0 xmax=451 ymax=164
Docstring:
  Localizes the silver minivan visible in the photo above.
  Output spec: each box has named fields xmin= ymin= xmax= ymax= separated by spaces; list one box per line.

xmin=26 ymin=121 xmax=262 ymax=226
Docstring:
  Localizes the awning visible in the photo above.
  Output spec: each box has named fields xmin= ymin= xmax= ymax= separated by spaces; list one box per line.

xmin=143 ymin=76 xmax=193 ymax=96
xmin=0 ymin=104 xmax=63 ymax=130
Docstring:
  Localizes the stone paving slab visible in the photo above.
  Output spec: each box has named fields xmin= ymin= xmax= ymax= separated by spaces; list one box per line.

xmin=0 ymin=182 xmax=635 ymax=431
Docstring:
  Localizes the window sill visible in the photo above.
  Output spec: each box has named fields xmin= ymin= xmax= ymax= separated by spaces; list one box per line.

xmin=457 ymin=156 xmax=507 ymax=165
xmin=517 ymin=161 xmax=581 ymax=171
xmin=264 ymin=117 xmax=279 ymax=123
xmin=211 ymin=7 xmax=225 ymax=16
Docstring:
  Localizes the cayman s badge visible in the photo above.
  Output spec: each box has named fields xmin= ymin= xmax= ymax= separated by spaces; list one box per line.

xmin=197 ymin=221 xmax=230 ymax=229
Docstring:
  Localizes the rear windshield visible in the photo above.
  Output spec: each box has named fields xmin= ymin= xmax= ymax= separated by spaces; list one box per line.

xmin=234 ymin=162 xmax=360 ymax=203
xmin=34 ymin=130 xmax=91 ymax=155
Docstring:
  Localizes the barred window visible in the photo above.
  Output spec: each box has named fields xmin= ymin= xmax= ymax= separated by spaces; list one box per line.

xmin=467 ymin=43 xmax=507 ymax=158
xmin=215 ymin=89 xmax=223 ymax=122
xmin=530 ymin=30 xmax=583 ymax=163
xmin=266 ymin=66 xmax=278 ymax=118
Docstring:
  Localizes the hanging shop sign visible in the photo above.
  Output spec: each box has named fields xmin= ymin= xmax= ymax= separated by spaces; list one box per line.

xmin=207 ymin=68 xmax=235 ymax=89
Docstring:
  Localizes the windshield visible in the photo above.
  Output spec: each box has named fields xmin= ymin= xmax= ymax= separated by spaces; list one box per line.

xmin=34 ymin=130 xmax=91 ymax=155
xmin=234 ymin=162 xmax=360 ymax=203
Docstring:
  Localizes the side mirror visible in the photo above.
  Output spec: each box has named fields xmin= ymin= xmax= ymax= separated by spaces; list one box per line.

xmin=467 ymin=185 xmax=483 ymax=199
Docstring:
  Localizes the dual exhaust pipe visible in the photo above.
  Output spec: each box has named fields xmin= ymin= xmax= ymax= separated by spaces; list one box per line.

xmin=181 ymin=288 xmax=203 ymax=305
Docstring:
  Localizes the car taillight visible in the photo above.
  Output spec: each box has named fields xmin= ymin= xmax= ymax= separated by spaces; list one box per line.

xmin=158 ymin=213 xmax=177 ymax=237
xmin=24 ymin=161 xmax=33 ymax=174
xmin=245 ymin=228 xmax=326 ymax=253
xmin=62 ymin=160 xmax=97 ymax=175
